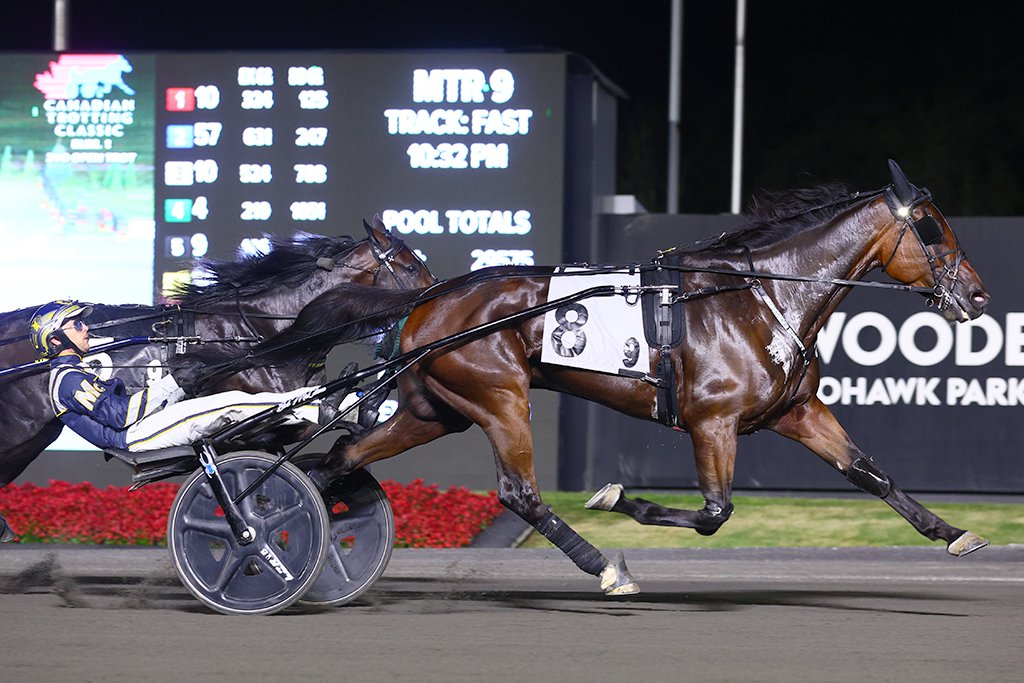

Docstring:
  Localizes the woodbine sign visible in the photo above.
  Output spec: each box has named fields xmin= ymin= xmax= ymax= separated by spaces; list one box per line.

xmin=817 ymin=311 xmax=1024 ymax=407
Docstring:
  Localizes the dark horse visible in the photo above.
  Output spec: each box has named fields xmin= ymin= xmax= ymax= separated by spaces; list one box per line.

xmin=262 ymin=161 xmax=991 ymax=594
xmin=0 ymin=218 xmax=434 ymax=488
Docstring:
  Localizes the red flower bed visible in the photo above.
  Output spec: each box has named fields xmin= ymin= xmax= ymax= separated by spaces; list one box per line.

xmin=0 ymin=481 xmax=178 ymax=545
xmin=0 ymin=478 xmax=505 ymax=548
xmin=383 ymin=479 xmax=506 ymax=548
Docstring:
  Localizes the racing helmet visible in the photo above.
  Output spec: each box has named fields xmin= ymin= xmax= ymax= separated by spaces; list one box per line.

xmin=28 ymin=300 xmax=93 ymax=358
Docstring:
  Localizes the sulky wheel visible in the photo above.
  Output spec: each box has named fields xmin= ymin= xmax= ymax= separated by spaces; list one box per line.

xmin=295 ymin=456 xmax=395 ymax=607
xmin=167 ymin=451 xmax=329 ymax=616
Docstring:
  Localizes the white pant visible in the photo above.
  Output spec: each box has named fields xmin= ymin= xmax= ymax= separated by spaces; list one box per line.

xmin=124 ymin=388 xmax=323 ymax=452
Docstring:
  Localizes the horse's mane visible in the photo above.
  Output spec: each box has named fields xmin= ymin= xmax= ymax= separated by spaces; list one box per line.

xmin=0 ymin=307 xmax=33 ymax=323
xmin=703 ymin=183 xmax=870 ymax=252
xmin=172 ymin=232 xmax=361 ymax=305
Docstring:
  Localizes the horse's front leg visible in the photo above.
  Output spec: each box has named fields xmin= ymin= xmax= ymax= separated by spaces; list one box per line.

xmin=586 ymin=415 xmax=738 ymax=536
xmin=769 ymin=397 xmax=988 ymax=556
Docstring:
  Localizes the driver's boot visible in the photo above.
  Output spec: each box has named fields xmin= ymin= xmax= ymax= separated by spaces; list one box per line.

xmin=357 ymin=387 xmax=390 ymax=428
xmin=318 ymin=391 xmax=362 ymax=427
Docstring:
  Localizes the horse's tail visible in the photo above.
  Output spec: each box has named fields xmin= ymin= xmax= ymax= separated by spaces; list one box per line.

xmin=240 ymin=283 xmax=428 ymax=370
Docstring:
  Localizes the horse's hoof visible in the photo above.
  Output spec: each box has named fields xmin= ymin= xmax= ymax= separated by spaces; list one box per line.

xmin=585 ymin=483 xmax=623 ymax=511
xmin=599 ymin=552 xmax=639 ymax=596
xmin=947 ymin=531 xmax=989 ymax=557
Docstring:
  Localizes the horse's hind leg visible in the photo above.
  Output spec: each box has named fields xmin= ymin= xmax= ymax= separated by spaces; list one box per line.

xmin=494 ymin=450 xmax=639 ymax=596
xmin=587 ymin=416 xmax=738 ymax=536
xmin=422 ymin=350 xmax=638 ymax=595
xmin=318 ymin=405 xmax=467 ymax=479
xmin=0 ymin=420 xmax=65 ymax=542
xmin=770 ymin=397 xmax=988 ymax=556
xmin=0 ymin=419 xmax=64 ymax=487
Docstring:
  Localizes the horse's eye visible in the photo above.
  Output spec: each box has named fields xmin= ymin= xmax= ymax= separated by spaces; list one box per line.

xmin=406 ymin=263 xmax=419 ymax=274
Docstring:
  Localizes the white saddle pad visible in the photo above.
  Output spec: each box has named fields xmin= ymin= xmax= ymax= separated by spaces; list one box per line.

xmin=540 ymin=269 xmax=651 ymax=376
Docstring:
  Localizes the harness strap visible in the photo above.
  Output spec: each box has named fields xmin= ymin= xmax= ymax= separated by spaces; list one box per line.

xmin=233 ymin=287 xmax=265 ymax=344
xmin=749 ymin=280 xmax=810 ymax=364
xmin=655 ymin=351 xmax=678 ymax=427
xmin=881 ymin=221 xmax=910 ymax=273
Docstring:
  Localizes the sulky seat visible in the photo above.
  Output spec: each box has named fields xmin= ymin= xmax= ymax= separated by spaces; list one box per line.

xmin=103 ymin=445 xmax=199 ymax=488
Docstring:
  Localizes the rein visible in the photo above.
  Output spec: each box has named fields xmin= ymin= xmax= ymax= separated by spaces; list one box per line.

xmin=0 ymin=336 xmax=162 ymax=380
xmin=2 ymin=187 xmax=961 ymax=393
xmin=0 ymin=307 xmax=274 ymax=350
xmin=653 ymin=262 xmax=937 ymax=296
xmin=220 ymin=234 xmax=951 ymax=375
xmin=0 ymin=308 xmax=175 ymax=348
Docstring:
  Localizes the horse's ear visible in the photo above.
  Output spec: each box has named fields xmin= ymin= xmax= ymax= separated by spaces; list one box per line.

xmin=363 ymin=216 xmax=391 ymax=248
xmin=888 ymin=159 xmax=916 ymax=205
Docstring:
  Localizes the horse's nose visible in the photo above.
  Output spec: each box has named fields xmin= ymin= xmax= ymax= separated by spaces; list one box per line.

xmin=969 ymin=289 xmax=990 ymax=314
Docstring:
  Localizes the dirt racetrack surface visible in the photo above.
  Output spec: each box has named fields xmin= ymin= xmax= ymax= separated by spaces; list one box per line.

xmin=1 ymin=545 xmax=1022 ymax=682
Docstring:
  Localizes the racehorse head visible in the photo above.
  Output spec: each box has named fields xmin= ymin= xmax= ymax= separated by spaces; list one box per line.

xmin=265 ymin=214 xmax=435 ymax=292
xmin=171 ymin=216 xmax=435 ymax=310
xmin=349 ymin=215 xmax=437 ymax=290
xmin=159 ymin=220 xmax=435 ymax=393
xmin=875 ymin=160 xmax=989 ymax=322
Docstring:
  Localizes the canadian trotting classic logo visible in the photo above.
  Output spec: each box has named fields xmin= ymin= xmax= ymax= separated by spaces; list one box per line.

xmin=33 ymin=54 xmax=138 ymax=163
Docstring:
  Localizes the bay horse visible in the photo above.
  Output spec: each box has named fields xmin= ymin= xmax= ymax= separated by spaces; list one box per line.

xmin=0 ymin=218 xmax=434 ymax=488
xmin=264 ymin=161 xmax=991 ymax=595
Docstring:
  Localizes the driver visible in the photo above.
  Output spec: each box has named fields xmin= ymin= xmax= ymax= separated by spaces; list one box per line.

xmin=29 ymin=300 xmax=361 ymax=454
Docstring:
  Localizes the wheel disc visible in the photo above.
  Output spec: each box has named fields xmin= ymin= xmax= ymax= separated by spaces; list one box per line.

xmin=167 ymin=451 xmax=329 ymax=616
xmin=296 ymin=462 xmax=395 ymax=607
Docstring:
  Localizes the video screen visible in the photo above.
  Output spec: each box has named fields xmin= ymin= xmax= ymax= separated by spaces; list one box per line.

xmin=0 ymin=53 xmax=156 ymax=313
xmin=0 ymin=51 xmax=567 ymax=450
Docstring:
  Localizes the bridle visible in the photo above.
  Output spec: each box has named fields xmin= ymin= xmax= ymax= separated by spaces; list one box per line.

xmin=327 ymin=234 xmax=435 ymax=290
xmin=881 ymin=185 xmax=966 ymax=313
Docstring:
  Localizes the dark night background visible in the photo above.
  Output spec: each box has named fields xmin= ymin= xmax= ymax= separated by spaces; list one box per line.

xmin=11 ymin=1 xmax=1024 ymax=215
